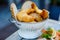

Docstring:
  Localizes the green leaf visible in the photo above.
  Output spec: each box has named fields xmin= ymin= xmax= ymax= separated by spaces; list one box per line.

xmin=41 ymin=33 xmax=52 ymax=39
xmin=47 ymin=27 xmax=52 ymax=30
xmin=58 ymin=30 xmax=60 ymax=32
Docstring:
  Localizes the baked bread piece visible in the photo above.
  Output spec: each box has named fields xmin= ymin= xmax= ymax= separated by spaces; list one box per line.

xmin=10 ymin=3 xmax=18 ymax=19
xmin=10 ymin=1 xmax=49 ymax=22
xmin=16 ymin=10 xmax=35 ymax=22
xmin=30 ymin=13 xmax=42 ymax=22
xmin=40 ymin=9 xmax=49 ymax=19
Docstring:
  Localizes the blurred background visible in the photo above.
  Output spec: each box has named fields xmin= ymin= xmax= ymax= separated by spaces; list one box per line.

xmin=0 ymin=0 xmax=60 ymax=40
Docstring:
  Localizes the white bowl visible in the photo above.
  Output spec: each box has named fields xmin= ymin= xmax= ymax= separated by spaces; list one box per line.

xmin=10 ymin=8 xmax=49 ymax=39
xmin=15 ymin=19 xmax=48 ymax=30
xmin=10 ymin=18 xmax=48 ymax=39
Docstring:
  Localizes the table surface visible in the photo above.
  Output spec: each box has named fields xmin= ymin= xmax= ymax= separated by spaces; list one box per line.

xmin=5 ymin=19 xmax=60 ymax=40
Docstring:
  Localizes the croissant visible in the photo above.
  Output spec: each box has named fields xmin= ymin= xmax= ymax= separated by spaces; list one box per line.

xmin=16 ymin=10 xmax=35 ymax=22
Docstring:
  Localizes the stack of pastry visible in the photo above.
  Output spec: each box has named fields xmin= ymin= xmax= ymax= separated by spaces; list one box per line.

xmin=10 ymin=1 xmax=49 ymax=22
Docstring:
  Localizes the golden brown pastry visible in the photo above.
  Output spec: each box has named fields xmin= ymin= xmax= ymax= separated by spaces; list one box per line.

xmin=10 ymin=2 xmax=49 ymax=22
xmin=31 ymin=2 xmax=42 ymax=14
xmin=40 ymin=9 xmax=49 ymax=19
xmin=16 ymin=2 xmax=49 ymax=22
xmin=10 ymin=4 xmax=15 ymax=18
xmin=29 ymin=13 xmax=42 ymax=22
xmin=26 ymin=8 xmax=35 ymax=14
xmin=16 ymin=10 xmax=35 ymax=22
xmin=10 ymin=3 xmax=18 ymax=19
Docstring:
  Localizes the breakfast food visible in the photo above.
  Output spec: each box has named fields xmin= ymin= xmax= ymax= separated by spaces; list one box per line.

xmin=10 ymin=1 xmax=49 ymax=22
xmin=37 ymin=27 xmax=60 ymax=40
xmin=29 ymin=13 xmax=43 ymax=22
xmin=31 ymin=2 xmax=42 ymax=14
xmin=10 ymin=3 xmax=18 ymax=19
xmin=16 ymin=10 xmax=35 ymax=22
xmin=21 ymin=1 xmax=33 ymax=10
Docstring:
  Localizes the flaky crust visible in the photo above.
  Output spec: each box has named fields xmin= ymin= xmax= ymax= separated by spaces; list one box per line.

xmin=16 ymin=10 xmax=35 ymax=22
xmin=10 ymin=2 xmax=49 ymax=22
